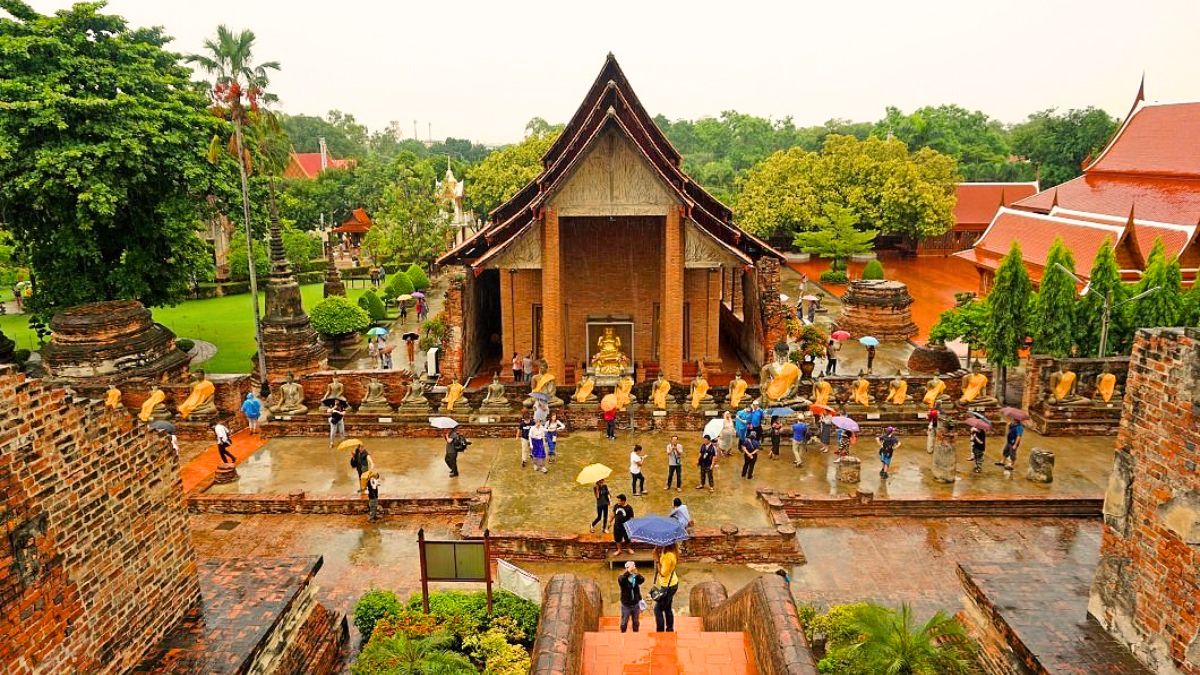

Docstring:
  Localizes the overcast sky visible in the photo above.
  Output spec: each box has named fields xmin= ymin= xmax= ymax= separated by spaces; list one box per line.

xmin=23 ymin=0 xmax=1200 ymax=145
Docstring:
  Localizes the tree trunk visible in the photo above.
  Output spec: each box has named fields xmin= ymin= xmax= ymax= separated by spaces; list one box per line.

xmin=234 ymin=118 xmax=269 ymax=391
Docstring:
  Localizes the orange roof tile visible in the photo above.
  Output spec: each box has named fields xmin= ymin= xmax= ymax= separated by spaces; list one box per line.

xmin=1088 ymin=102 xmax=1200 ymax=178
xmin=958 ymin=208 xmax=1122 ymax=282
xmin=953 ymin=182 xmax=1040 ymax=230
xmin=287 ymin=152 xmax=355 ymax=179
xmin=1048 ymin=207 xmax=1194 ymax=260
xmin=1012 ymin=173 xmax=1200 ymax=226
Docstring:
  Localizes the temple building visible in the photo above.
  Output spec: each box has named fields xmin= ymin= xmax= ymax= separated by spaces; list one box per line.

xmin=437 ymin=55 xmax=786 ymax=384
xmin=281 ymin=137 xmax=356 ymax=180
xmin=331 ymin=207 xmax=374 ymax=249
xmin=917 ymin=182 xmax=1039 ymax=255
xmin=958 ymin=97 xmax=1200 ymax=290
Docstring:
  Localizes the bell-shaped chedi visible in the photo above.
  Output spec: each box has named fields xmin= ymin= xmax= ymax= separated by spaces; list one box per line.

xmin=259 ymin=215 xmax=327 ymax=378
xmin=837 ymin=279 xmax=918 ymax=340
xmin=42 ymin=299 xmax=191 ymax=395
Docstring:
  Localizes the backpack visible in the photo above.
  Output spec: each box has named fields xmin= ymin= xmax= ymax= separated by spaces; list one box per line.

xmin=452 ymin=434 xmax=469 ymax=453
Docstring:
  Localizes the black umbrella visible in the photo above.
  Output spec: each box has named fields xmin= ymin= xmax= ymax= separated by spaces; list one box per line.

xmin=148 ymin=420 xmax=176 ymax=433
xmin=402 ymin=332 xmax=420 ymax=342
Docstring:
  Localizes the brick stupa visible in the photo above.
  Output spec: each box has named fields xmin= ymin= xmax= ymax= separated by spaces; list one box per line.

xmin=836 ymin=279 xmax=918 ymax=340
xmin=259 ymin=216 xmax=326 ymax=379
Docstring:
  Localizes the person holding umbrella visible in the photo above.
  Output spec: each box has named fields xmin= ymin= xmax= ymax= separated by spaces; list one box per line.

xmin=717 ymin=411 xmax=736 ymax=456
xmin=999 ymin=411 xmax=1026 ymax=470
xmin=876 ymin=426 xmax=900 ymax=479
xmin=653 ymin=543 xmax=681 ymax=632
xmin=866 ymin=344 xmax=876 ymax=373
xmin=444 ymin=425 xmax=469 ymax=478
xmin=590 ymin=477 xmax=611 ymax=533
xmin=402 ymin=331 xmax=420 ymax=366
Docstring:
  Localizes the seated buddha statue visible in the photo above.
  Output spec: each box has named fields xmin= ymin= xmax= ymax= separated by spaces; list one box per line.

xmin=177 ymin=370 xmax=217 ymax=420
xmin=104 ymin=385 xmax=123 ymax=409
xmin=614 ymin=376 xmax=634 ymax=410
xmin=959 ymin=364 xmax=997 ymax=406
xmin=810 ymin=376 xmax=832 ymax=408
xmin=922 ymin=374 xmax=948 ymax=408
xmin=481 ymin=373 xmax=513 ymax=410
xmin=651 ymin=373 xmax=672 ymax=410
xmin=1093 ymin=364 xmax=1120 ymax=405
xmin=139 ymin=387 xmax=172 ymax=422
xmin=442 ymin=381 xmax=465 ymax=412
xmin=398 ymin=379 xmax=429 ymax=408
xmin=523 ymin=359 xmax=564 ymax=407
xmin=572 ymin=374 xmax=597 ymax=404
xmin=321 ymin=376 xmax=349 ymax=410
xmin=726 ymin=371 xmax=748 ymax=410
xmin=357 ymin=378 xmax=393 ymax=414
xmin=760 ymin=344 xmax=806 ymax=405
xmin=885 ymin=370 xmax=910 ymax=406
xmin=269 ymin=373 xmax=309 ymax=416
xmin=590 ymin=327 xmax=629 ymax=377
xmin=689 ymin=364 xmax=714 ymax=410
xmin=850 ymin=370 xmax=874 ymax=407
xmin=1045 ymin=365 xmax=1089 ymax=406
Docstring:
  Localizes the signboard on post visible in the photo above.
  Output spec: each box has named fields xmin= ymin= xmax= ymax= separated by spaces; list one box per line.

xmin=417 ymin=528 xmax=492 ymax=613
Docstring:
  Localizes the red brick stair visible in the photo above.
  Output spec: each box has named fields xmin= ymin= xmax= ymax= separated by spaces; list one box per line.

xmin=584 ymin=615 xmax=756 ymax=675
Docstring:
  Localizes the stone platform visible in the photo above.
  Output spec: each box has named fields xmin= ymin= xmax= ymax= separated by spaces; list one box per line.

xmin=1029 ymin=402 xmax=1122 ymax=436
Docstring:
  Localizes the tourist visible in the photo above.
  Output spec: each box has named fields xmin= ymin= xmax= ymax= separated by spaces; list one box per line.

xmin=969 ymin=425 xmax=986 ymax=473
xmin=768 ymin=415 xmax=783 ymax=459
xmin=603 ymin=405 xmax=618 ymax=441
xmin=517 ymin=411 xmax=532 ymax=468
xmin=825 ymin=338 xmax=840 ymax=375
xmin=328 ymin=400 xmax=347 ymax=447
xmin=652 ymin=544 xmax=680 ymax=632
xmin=799 ymin=272 xmax=808 ymax=295
xmin=368 ymin=338 xmax=380 ymax=367
xmin=669 ymin=497 xmax=693 ymax=529
xmin=926 ymin=404 xmax=940 ymax=454
xmin=865 ymin=344 xmax=876 ymax=373
xmin=999 ymin=418 xmax=1024 ymax=470
xmin=877 ymin=426 xmax=900 ymax=479
xmin=529 ymin=420 xmax=548 ymax=473
xmin=521 ymin=352 xmax=534 ymax=383
xmin=629 ymin=444 xmax=646 ymax=495
xmin=169 ymin=432 xmax=180 ymax=456
xmin=545 ymin=413 xmax=565 ymax=463
xmin=366 ymin=472 xmax=381 ymax=522
xmin=665 ymin=435 xmax=683 ymax=492
xmin=807 ymin=300 xmax=816 ymax=325
xmin=791 ymin=414 xmax=810 ymax=467
xmin=718 ymin=411 xmax=736 ymax=456
xmin=612 ymin=494 xmax=634 ymax=556
xmin=241 ymin=391 xmax=262 ymax=435
xmin=696 ymin=435 xmax=717 ymax=490
xmin=511 ymin=352 xmax=522 ymax=382
xmin=380 ymin=342 xmax=394 ymax=369
xmin=749 ymin=401 xmax=765 ymax=439
xmin=350 ymin=445 xmax=374 ymax=492
xmin=213 ymin=421 xmax=235 ymax=464
xmin=617 ymin=560 xmax=645 ymax=633
xmin=818 ymin=411 xmax=833 ymax=453
xmin=404 ymin=333 xmax=417 ymax=365
xmin=740 ymin=430 xmax=760 ymax=479
xmin=836 ymin=427 xmax=855 ymax=460
xmin=444 ymin=427 xmax=469 ymax=478
xmin=532 ymin=398 xmax=550 ymax=424
xmin=734 ymin=405 xmax=750 ymax=444
xmin=399 ymin=301 xmax=408 ymax=323
xmin=590 ymin=478 xmax=611 ymax=533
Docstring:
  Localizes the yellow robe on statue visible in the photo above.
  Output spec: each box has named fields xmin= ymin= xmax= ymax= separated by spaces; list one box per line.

xmin=812 ymin=380 xmax=832 ymax=407
xmin=852 ymin=378 xmax=872 ymax=406
xmin=443 ymin=382 xmax=465 ymax=411
xmin=765 ymin=363 xmax=800 ymax=402
xmin=1096 ymin=373 xmax=1117 ymax=403
xmin=690 ymin=379 xmax=710 ymax=410
xmin=532 ymin=372 xmax=554 ymax=393
xmin=573 ymin=378 xmax=595 ymax=403
xmin=1053 ymin=371 xmax=1077 ymax=401
xmin=177 ymin=379 xmax=215 ymax=420
xmin=728 ymin=379 xmax=748 ymax=409
xmin=139 ymin=389 xmax=166 ymax=422
xmin=887 ymin=380 xmax=908 ymax=405
xmin=922 ymin=379 xmax=945 ymax=407
xmin=960 ymin=373 xmax=988 ymax=403
xmin=652 ymin=379 xmax=671 ymax=409
xmin=615 ymin=377 xmax=634 ymax=410
xmin=105 ymin=387 xmax=122 ymax=409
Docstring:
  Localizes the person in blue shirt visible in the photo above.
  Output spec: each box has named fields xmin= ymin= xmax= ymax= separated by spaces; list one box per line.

xmin=241 ymin=392 xmax=262 ymax=435
xmin=740 ymin=430 xmax=761 ymax=479
xmin=734 ymin=406 xmax=751 ymax=444
xmin=748 ymin=401 xmax=765 ymax=439
xmin=999 ymin=419 xmax=1024 ymax=470
xmin=790 ymin=415 xmax=810 ymax=467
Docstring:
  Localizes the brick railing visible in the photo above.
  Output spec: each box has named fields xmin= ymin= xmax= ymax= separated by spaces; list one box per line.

xmin=780 ymin=490 xmax=1103 ymax=519
xmin=690 ymin=575 xmax=819 ymax=675
xmin=530 ymin=574 xmax=602 ymax=675
xmin=187 ymin=491 xmax=479 ymax=516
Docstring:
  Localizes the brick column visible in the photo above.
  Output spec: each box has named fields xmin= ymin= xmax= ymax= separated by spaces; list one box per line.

xmin=661 ymin=206 xmax=684 ymax=381
xmin=706 ymin=268 xmax=721 ymax=362
xmin=541 ymin=208 xmax=565 ymax=379
xmin=500 ymin=269 xmax=516 ymax=380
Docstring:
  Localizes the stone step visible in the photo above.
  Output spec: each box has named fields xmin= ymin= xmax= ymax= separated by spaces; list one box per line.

xmin=582 ymin=629 xmax=756 ymax=675
xmin=605 ymin=550 xmax=656 ymax=569
xmin=597 ymin=615 xmax=703 ymax=632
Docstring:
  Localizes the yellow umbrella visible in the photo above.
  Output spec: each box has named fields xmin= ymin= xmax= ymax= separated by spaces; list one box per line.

xmin=337 ymin=438 xmax=364 ymax=451
xmin=397 ymin=294 xmax=413 ymax=302
xmin=600 ymin=393 xmax=618 ymax=412
xmin=576 ymin=463 xmax=612 ymax=485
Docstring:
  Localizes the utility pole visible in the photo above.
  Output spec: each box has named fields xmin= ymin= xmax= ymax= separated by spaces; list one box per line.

xmin=1055 ymin=263 xmax=1160 ymax=357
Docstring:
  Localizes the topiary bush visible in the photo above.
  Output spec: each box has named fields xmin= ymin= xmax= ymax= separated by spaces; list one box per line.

xmin=405 ymin=263 xmax=430 ymax=291
xmin=819 ymin=270 xmax=849 ymax=284
xmin=861 ymin=259 xmax=885 ymax=280
xmin=357 ymin=290 xmax=388 ymax=322
xmin=175 ymin=338 xmax=195 ymax=353
xmin=353 ymin=588 xmax=403 ymax=643
xmin=310 ymin=296 xmax=371 ymax=336
xmin=387 ymin=270 xmax=414 ymax=298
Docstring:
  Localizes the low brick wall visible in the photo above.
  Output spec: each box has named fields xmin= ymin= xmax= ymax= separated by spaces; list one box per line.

xmin=781 ymin=491 xmax=1103 ymax=519
xmin=261 ymin=417 xmax=523 ymax=439
xmin=530 ymin=574 xmax=602 ymax=675
xmin=187 ymin=491 xmax=479 ymax=516
xmin=691 ymin=576 xmax=819 ymax=675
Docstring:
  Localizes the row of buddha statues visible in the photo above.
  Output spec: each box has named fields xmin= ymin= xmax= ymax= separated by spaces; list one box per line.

xmin=1040 ymin=363 xmax=1121 ymax=406
xmin=105 ymin=371 xmax=221 ymax=422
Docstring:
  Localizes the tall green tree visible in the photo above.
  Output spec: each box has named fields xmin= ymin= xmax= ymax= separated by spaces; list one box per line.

xmin=986 ymin=241 xmax=1033 ymax=403
xmin=465 ymin=127 xmax=558 ymax=218
xmin=929 ymin=294 xmax=990 ymax=368
xmin=1075 ymin=240 xmax=1130 ymax=356
xmin=791 ymin=204 xmax=877 ymax=273
xmin=0 ymin=0 xmax=221 ymax=316
xmin=1182 ymin=280 xmax=1200 ymax=327
xmin=1010 ymin=108 xmax=1119 ymax=188
xmin=873 ymin=104 xmax=1028 ymax=181
xmin=1032 ymin=238 xmax=1078 ymax=357
xmin=361 ymin=153 xmax=448 ymax=268
xmin=1127 ymin=238 xmax=1183 ymax=330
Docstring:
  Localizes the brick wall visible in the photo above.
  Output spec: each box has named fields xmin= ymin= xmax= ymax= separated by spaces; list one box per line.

xmin=440 ymin=273 xmax=466 ymax=384
xmin=1089 ymin=328 xmax=1200 ymax=674
xmin=530 ymin=573 xmax=602 ymax=675
xmin=0 ymin=366 xmax=199 ymax=674
xmin=782 ymin=491 xmax=1102 ymax=519
xmin=504 ymin=270 xmax=543 ymax=375
xmin=690 ymin=575 xmax=819 ymax=675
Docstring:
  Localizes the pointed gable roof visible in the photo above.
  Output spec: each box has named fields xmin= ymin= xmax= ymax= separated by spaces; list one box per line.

xmin=439 ymin=54 xmax=782 ymax=267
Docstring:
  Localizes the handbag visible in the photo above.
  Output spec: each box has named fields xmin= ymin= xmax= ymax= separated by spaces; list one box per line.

xmin=648 ymin=569 xmax=663 ymax=601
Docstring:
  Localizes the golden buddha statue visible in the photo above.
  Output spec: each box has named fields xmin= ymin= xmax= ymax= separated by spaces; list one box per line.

xmin=572 ymin=375 xmax=597 ymax=404
xmin=442 ymin=381 xmax=465 ymax=411
xmin=959 ymin=364 xmax=996 ymax=405
xmin=727 ymin=371 xmax=748 ymax=409
xmin=922 ymin=375 xmax=947 ymax=408
xmin=591 ymin=327 xmax=629 ymax=377
xmin=651 ymin=374 xmax=672 ymax=410
xmin=850 ymin=370 xmax=873 ymax=406
xmin=811 ymin=376 xmax=832 ymax=407
xmin=689 ymin=363 xmax=714 ymax=410
xmin=614 ymin=376 xmax=634 ymax=410
xmin=269 ymin=372 xmax=308 ymax=416
xmin=104 ymin=385 xmax=123 ymax=409
xmin=1046 ymin=365 xmax=1089 ymax=405
xmin=177 ymin=370 xmax=217 ymax=419
xmin=139 ymin=387 xmax=171 ymax=422
xmin=886 ymin=370 xmax=910 ymax=406
xmin=1094 ymin=364 xmax=1119 ymax=404
xmin=760 ymin=344 xmax=805 ymax=405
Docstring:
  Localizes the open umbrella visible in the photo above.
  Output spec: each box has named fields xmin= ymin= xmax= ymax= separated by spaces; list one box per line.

xmin=429 ymin=416 xmax=459 ymax=429
xmin=768 ymin=406 xmax=796 ymax=418
xmin=960 ymin=417 xmax=992 ymax=431
xmin=337 ymin=438 xmax=364 ymax=451
xmin=1001 ymin=407 xmax=1030 ymax=422
xmin=779 ymin=293 xmax=791 ymax=303
xmin=411 ymin=291 xmax=426 ymax=299
xmin=624 ymin=515 xmax=690 ymax=546
xmin=381 ymin=344 xmax=395 ymax=354
xmin=802 ymin=295 xmax=820 ymax=302
xmin=367 ymin=327 xmax=389 ymax=337
xmin=397 ymin=294 xmax=413 ymax=302
xmin=600 ymin=393 xmax=618 ymax=412
xmin=830 ymin=416 xmax=860 ymax=432
xmin=402 ymin=332 xmax=420 ymax=342
xmin=703 ymin=417 xmax=725 ymax=440
xmin=530 ymin=392 xmax=550 ymax=403
xmin=968 ymin=411 xmax=990 ymax=422
xmin=858 ymin=336 xmax=880 ymax=347
xmin=831 ymin=330 xmax=851 ymax=340
xmin=576 ymin=463 xmax=612 ymax=485
xmin=808 ymin=403 xmax=837 ymax=417
xmin=148 ymin=420 xmax=175 ymax=434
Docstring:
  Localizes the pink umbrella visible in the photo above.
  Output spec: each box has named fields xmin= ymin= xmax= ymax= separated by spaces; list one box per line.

xmin=411 ymin=291 xmax=426 ymax=299
xmin=961 ymin=417 xmax=992 ymax=431
xmin=1001 ymin=407 xmax=1030 ymax=422
xmin=830 ymin=416 xmax=859 ymax=432
xmin=831 ymin=330 xmax=851 ymax=340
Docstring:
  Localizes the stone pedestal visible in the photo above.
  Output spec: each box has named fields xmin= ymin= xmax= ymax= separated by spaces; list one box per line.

xmin=213 ymin=462 xmax=239 ymax=484
xmin=837 ymin=280 xmax=918 ymax=340
xmin=836 ymin=456 xmax=861 ymax=484
xmin=1026 ymin=448 xmax=1055 ymax=483
xmin=931 ymin=429 xmax=957 ymax=483
xmin=907 ymin=343 xmax=962 ymax=374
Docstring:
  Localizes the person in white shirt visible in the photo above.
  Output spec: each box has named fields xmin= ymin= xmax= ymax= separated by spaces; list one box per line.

xmin=213 ymin=422 xmax=235 ymax=464
xmin=665 ymin=436 xmax=684 ymax=492
xmin=629 ymin=444 xmax=646 ymax=496
xmin=669 ymin=497 xmax=693 ymax=529
xmin=528 ymin=421 xmax=548 ymax=473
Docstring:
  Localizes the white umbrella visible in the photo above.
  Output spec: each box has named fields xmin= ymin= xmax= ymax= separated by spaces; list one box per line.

xmin=779 ymin=293 xmax=791 ymax=303
xmin=703 ymin=417 xmax=724 ymax=440
xmin=429 ymin=416 xmax=459 ymax=429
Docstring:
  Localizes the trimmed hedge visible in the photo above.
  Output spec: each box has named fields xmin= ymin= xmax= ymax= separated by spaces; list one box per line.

xmin=405 ymin=263 xmax=430 ymax=291
xmin=358 ymin=290 xmax=388 ymax=322
xmin=310 ymin=296 xmax=370 ymax=336
xmin=861 ymin=259 xmax=885 ymax=280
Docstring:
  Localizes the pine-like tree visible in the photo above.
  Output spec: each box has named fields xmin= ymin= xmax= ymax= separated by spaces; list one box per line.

xmin=1032 ymin=238 xmax=1077 ymax=357
xmin=1075 ymin=240 xmax=1129 ymax=356
xmin=1128 ymin=238 xmax=1183 ymax=330
xmin=985 ymin=241 xmax=1032 ymax=404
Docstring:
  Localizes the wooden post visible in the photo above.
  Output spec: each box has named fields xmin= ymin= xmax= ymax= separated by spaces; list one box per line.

xmin=417 ymin=527 xmax=430 ymax=613
xmin=484 ymin=528 xmax=493 ymax=615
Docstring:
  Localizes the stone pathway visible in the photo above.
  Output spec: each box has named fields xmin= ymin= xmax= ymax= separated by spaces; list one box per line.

xmin=180 ymin=429 xmax=266 ymax=494
xmin=186 ymin=339 xmax=217 ymax=366
xmin=345 ymin=273 xmax=449 ymax=375
xmin=583 ymin=616 xmax=756 ymax=675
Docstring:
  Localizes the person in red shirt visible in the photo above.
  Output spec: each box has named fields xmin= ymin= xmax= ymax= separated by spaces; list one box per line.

xmin=603 ymin=407 xmax=618 ymax=441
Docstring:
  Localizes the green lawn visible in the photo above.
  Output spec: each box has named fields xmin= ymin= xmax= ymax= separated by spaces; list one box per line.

xmin=0 ymin=284 xmax=370 ymax=374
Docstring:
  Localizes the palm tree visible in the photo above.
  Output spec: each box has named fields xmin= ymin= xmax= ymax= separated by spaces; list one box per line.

xmin=844 ymin=603 xmax=975 ymax=674
xmin=351 ymin=631 xmax=475 ymax=675
xmin=187 ymin=26 xmax=280 ymax=389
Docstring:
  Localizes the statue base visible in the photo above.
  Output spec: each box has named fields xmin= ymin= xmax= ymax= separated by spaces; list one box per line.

xmin=1029 ymin=400 xmax=1120 ymax=436
xmin=355 ymin=405 xmax=395 ymax=416
xmin=391 ymin=404 xmax=434 ymax=421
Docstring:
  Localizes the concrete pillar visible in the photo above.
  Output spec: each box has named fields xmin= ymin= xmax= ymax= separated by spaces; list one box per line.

xmin=661 ymin=206 xmax=684 ymax=382
xmin=932 ymin=427 xmax=957 ymax=483
xmin=541 ymin=208 xmax=564 ymax=379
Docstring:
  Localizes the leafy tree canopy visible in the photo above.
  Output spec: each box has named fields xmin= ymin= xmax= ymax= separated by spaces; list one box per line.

xmin=278 ymin=110 xmax=368 ymax=158
xmin=1127 ymin=238 xmax=1184 ymax=330
xmin=1032 ymin=238 xmax=1078 ymax=357
xmin=1075 ymin=239 xmax=1130 ymax=356
xmin=791 ymin=203 xmax=877 ymax=272
xmin=310 ymin=295 xmax=370 ymax=335
xmin=873 ymin=104 xmax=1031 ymax=181
xmin=465 ymin=127 xmax=558 ymax=217
xmin=1010 ymin=107 xmax=1118 ymax=188
xmin=361 ymin=152 xmax=449 ymax=268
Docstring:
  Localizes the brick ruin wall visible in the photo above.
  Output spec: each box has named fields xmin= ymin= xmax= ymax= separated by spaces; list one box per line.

xmin=690 ymin=575 xmax=819 ymax=675
xmin=1089 ymin=328 xmax=1200 ymax=673
xmin=0 ymin=366 xmax=199 ymax=674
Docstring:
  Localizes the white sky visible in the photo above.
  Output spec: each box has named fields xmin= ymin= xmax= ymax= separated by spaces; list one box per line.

xmin=24 ymin=0 xmax=1200 ymax=145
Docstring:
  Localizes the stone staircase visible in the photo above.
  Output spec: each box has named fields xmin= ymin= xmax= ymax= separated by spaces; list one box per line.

xmin=581 ymin=615 xmax=757 ymax=675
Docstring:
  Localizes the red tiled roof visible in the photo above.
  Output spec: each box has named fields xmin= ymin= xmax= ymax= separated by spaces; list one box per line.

xmin=1012 ymin=173 xmax=1200 ymax=226
xmin=1048 ymin=207 xmax=1195 ymax=260
xmin=288 ymin=152 xmax=355 ymax=179
xmin=332 ymin=208 xmax=372 ymax=234
xmin=955 ymin=208 xmax=1122 ymax=282
xmin=1087 ymin=102 xmax=1200 ymax=178
xmin=953 ymin=182 xmax=1040 ymax=230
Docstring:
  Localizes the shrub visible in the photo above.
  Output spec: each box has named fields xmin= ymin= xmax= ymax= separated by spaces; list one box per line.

xmin=175 ymin=338 xmax=195 ymax=353
xmin=386 ymin=271 xmax=414 ymax=298
xmin=423 ymin=313 xmax=446 ymax=339
xmin=861 ymin=259 xmax=885 ymax=280
xmin=351 ymin=631 xmax=474 ymax=675
xmin=371 ymin=609 xmax=444 ymax=641
xmin=358 ymin=290 xmax=388 ymax=322
xmin=819 ymin=270 xmax=849 ymax=284
xmin=405 ymin=263 xmax=430 ymax=290
xmin=353 ymin=589 xmax=403 ymax=643
xmin=13 ymin=348 xmax=30 ymax=365
xmin=463 ymin=624 xmax=531 ymax=675
xmin=406 ymin=590 xmax=540 ymax=648
xmin=311 ymin=296 xmax=371 ymax=336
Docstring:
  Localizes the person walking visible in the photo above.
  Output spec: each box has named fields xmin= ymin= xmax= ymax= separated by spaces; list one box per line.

xmin=368 ymin=338 xmax=380 ymax=368
xmin=366 ymin=472 xmax=381 ymax=522
xmin=511 ymin=352 xmax=522 ymax=382
xmin=590 ymin=478 xmax=611 ymax=533
xmin=969 ymin=425 xmax=986 ymax=473
xmin=807 ymin=300 xmax=816 ymax=325
xmin=791 ymin=414 xmax=810 ymax=467
xmin=517 ymin=412 xmax=532 ymax=468
xmin=521 ymin=353 xmax=534 ymax=383
xmin=241 ymin=392 xmax=262 ymax=435
xmin=749 ymin=401 xmax=765 ymax=440
xmin=653 ymin=544 xmax=681 ymax=632
xmin=877 ymin=426 xmax=900 ymax=479
xmin=768 ymin=415 xmax=783 ymax=459
xmin=818 ymin=411 xmax=833 ymax=454
xmin=717 ymin=411 xmax=736 ymax=456
xmin=669 ymin=497 xmax=693 ymax=529
xmin=835 ymin=426 xmax=855 ymax=461
xmin=529 ymin=420 xmax=548 ymax=473
xmin=351 ymin=445 xmax=374 ymax=492
xmin=603 ymin=405 xmax=618 ymax=441
xmin=617 ymin=561 xmax=645 ymax=633
xmin=545 ymin=413 xmax=565 ymax=464
xmin=399 ymin=301 xmax=408 ymax=323
xmin=696 ymin=435 xmax=717 ymax=491
xmin=740 ymin=430 xmax=760 ymax=479
xmin=213 ymin=421 xmax=235 ymax=464
xmin=444 ymin=427 xmax=469 ymax=478
xmin=825 ymin=338 xmax=839 ymax=375
xmin=926 ymin=405 xmax=940 ymax=454
xmin=665 ymin=435 xmax=684 ymax=492
xmin=328 ymin=400 xmax=347 ymax=447
xmin=629 ymin=444 xmax=646 ymax=495
xmin=865 ymin=344 xmax=876 ymax=373
xmin=999 ymin=418 xmax=1024 ymax=470
xmin=612 ymin=494 xmax=634 ymax=556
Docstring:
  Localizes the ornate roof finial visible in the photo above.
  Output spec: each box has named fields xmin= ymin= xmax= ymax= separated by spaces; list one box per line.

xmin=1050 ymin=188 xmax=1059 ymax=210
xmin=999 ymin=188 xmax=1007 ymax=208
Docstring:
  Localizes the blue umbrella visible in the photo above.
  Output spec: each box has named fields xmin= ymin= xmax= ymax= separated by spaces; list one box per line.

xmin=367 ymin=327 xmax=389 ymax=337
xmin=769 ymin=407 xmax=796 ymax=417
xmin=858 ymin=336 xmax=880 ymax=347
xmin=530 ymin=392 xmax=550 ymax=403
xmin=623 ymin=515 xmax=689 ymax=546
